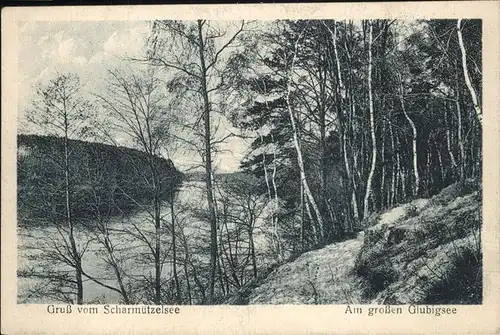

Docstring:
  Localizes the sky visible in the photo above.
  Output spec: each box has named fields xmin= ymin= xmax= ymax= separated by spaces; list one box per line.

xmin=18 ymin=20 xmax=249 ymax=173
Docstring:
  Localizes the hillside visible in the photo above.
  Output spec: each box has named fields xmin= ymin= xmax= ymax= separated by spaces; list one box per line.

xmin=229 ymin=180 xmax=482 ymax=305
xmin=17 ymin=134 xmax=184 ymax=227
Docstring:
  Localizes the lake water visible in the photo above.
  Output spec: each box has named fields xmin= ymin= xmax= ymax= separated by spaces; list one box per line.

xmin=18 ymin=180 xmax=273 ymax=304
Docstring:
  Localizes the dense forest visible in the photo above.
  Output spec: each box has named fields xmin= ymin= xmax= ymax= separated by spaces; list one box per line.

xmin=18 ymin=19 xmax=482 ymax=305
xmin=18 ymin=134 xmax=183 ymax=226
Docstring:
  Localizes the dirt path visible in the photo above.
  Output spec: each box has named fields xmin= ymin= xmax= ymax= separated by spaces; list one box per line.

xmin=248 ymin=233 xmax=366 ymax=304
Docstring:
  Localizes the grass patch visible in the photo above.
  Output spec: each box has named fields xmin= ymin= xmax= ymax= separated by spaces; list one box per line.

xmin=423 ymin=245 xmax=482 ymax=304
xmin=355 ymin=258 xmax=397 ymax=298
xmin=353 ymin=180 xmax=482 ymax=304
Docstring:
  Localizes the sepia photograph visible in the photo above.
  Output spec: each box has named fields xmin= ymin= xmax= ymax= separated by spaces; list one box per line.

xmin=2 ymin=2 xmax=500 ymax=334
xmin=16 ymin=17 xmax=483 ymax=306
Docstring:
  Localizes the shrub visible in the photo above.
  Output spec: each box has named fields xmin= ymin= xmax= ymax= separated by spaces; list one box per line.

xmin=423 ymin=245 xmax=482 ymax=304
xmin=433 ymin=179 xmax=480 ymax=206
xmin=355 ymin=237 xmax=398 ymax=298
xmin=364 ymin=224 xmax=389 ymax=248
xmin=355 ymin=259 xmax=397 ymax=298
xmin=405 ymin=204 xmax=419 ymax=219
xmin=421 ymin=219 xmax=443 ymax=242
xmin=452 ymin=211 xmax=482 ymax=239
xmin=387 ymin=227 xmax=409 ymax=246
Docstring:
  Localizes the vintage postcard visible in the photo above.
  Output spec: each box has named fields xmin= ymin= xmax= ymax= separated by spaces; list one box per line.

xmin=1 ymin=2 xmax=499 ymax=334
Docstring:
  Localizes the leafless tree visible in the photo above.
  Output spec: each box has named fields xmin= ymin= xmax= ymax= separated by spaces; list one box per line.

xmin=20 ymin=73 xmax=95 ymax=304
xmin=96 ymin=66 xmax=178 ymax=304
xmin=143 ymin=20 xmax=246 ymax=302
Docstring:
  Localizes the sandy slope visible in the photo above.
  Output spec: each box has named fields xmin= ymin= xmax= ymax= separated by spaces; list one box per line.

xmin=240 ymin=180 xmax=481 ymax=305
xmin=248 ymin=233 xmax=366 ymax=304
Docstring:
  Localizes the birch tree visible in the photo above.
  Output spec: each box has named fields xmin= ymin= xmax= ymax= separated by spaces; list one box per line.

xmin=285 ymin=29 xmax=325 ymax=242
xmin=457 ymin=19 xmax=482 ymax=127
xmin=397 ymin=72 xmax=420 ymax=196
xmin=323 ymin=20 xmax=360 ymax=227
xmin=145 ymin=20 xmax=246 ymax=302
xmin=363 ymin=20 xmax=377 ymax=220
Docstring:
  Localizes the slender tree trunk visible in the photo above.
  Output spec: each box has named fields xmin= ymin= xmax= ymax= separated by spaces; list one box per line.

xmin=363 ymin=21 xmax=377 ymax=220
xmin=380 ymin=122 xmax=386 ymax=208
xmin=457 ymin=19 xmax=482 ymax=126
xmin=181 ymin=229 xmax=205 ymax=304
xmin=347 ymin=37 xmax=361 ymax=223
xmin=101 ymin=221 xmax=130 ymax=304
xmin=261 ymin=134 xmax=280 ymax=261
xmin=216 ymin=227 xmax=230 ymax=294
xmin=386 ymin=123 xmax=393 ymax=206
xmin=445 ymin=108 xmax=458 ymax=178
xmin=340 ymin=96 xmax=356 ymax=229
xmin=426 ymin=144 xmax=432 ymax=196
xmin=249 ymin=227 xmax=257 ymax=279
xmin=286 ymin=32 xmax=324 ymax=242
xmin=395 ymin=134 xmax=404 ymax=202
xmin=218 ymin=229 xmax=229 ymax=291
xmin=400 ymin=167 xmax=407 ymax=199
xmin=349 ymin=107 xmax=360 ymax=223
xmin=222 ymin=254 xmax=230 ymax=295
xmin=170 ymin=189 xmax=180 ymax=303
xmin=221 ymin=201 xmax=240 ymax=289
xmin=261 ymin=135 xmax=272 ymax=201
xmin=271 ymin=138 xmax=281 ymax=261
xmin=262 ymin=82 xmax=282 ymax=261
xmin=304 ymin=192 xmax=317 ymax=245
xmin=455 ymin=62 xmax=466 ymax=180
xmin=325 ymin=20 xmax=346 ymax=100
xmin=154 ymin=206 xmax=161 ymax=304
xmin=148 ymin=155 xmax=162 ymax=305
xmin=437 ymin=143 xmax=445 ymax=183
xmin=342 ymin=132 xmax=357 ymax=231
xmin=183 ymin=258 xmax=192 ymax=305
xmin=390 ymin=166 xmax=396 ymax=207
xmin=327 ymin=20 xmax=359 ymax=226
xmin=217 ymin=250 xmax=225 ymax=297
xmin=63 ymin=112 xmax=83 ymax=305
xmin=473 ymin=133 xmax=482 ymax=176
xmin=399 ymin=78 xmax=419 ymax=196
xmin=197 ymin=20 xmax=218 ymax=302
xmin=300 ymin=179 xmax=305 ymax=250
xmin=108 ymin=254 xmax=130 ymax=303
xmin=319 ymin=109 xmax=329 ymax=237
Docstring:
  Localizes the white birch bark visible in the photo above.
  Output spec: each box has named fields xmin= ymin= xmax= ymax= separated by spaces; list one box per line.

xmin=260 ymin=134 xmax=278 ymax=259
xmin=437 ymin=145 xmax=445 ymax=182
xmin=455 ymin=65 xmax=466 ymax=180
xmin=260 ymin=80 xmax=282 ymax=260
xmin=260 ymin=134 xmax=272 ymax=200
xmin=389 ymin=123 xmax=396 ymax=206
xmin=325 ymin=20 xmax=359 ymax=224
xmin=363 ymin=21 xmax=377 ymax=220
xmin=445 ymin=108 xmax=458 ymax=174
xmin=270 ymin=134 xmax=282 ymax=261
xmin=286 ymin=32 xmax=325 ymax=241
xmin=398 ymin=77 xmax=419 ymax=196
xmin=457 ymin=19 xmax=482 ymax=126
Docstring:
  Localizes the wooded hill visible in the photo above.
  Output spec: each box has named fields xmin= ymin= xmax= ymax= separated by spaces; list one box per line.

xmin=17 ymin=134 xmax=183 ymax=228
